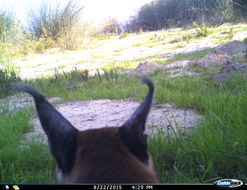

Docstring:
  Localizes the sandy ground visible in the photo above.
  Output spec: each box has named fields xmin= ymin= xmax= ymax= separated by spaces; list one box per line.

xmin=25 ymin=98 xmax=202 ymax=143
xmin=0 ymin=92 xmax=202 ymax=143
xmin=4 ymin=25 xmax=246 ymax=143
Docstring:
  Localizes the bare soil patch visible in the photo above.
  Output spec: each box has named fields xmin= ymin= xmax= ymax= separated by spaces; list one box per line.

xmin=212 ymin=60 xmax=247 ymax=82
xmin=128 ymin=40 xmax=247 ymax=78
xmin=27 ymin=99 xmax=202 ymax=143
xmin=192 ymin=40 xmax=247 ymax=68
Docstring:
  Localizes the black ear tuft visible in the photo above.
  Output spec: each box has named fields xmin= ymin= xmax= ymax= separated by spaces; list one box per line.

xmin=11 ymin=82 xmax=78 ymax=175
xmin=119 ymin=77 xmax=154 ymax=164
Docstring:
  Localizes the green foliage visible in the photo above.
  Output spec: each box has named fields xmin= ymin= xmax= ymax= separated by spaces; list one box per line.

xmin=234 ymin=55 xmax=247 ymax=63
xmin=0 ymin=111 xmax=54 ymax=183
xmin=0 ymin=8 xmax=29 ymax=58
xmin=192 ymin=22 xmax=209 ymax=37
xmin=0 ymin=68 xmax=20 ymax=98
xmin=226 ymin=27 xmax=234 ymax=40
xmin=128 ymin=0 xmax=247 ymax=32
xmin=154 ymin=48 xmax=213 ymax=65
xmin=56 ymin=23 xmax=88 ymax=50
xmin=0 ymin=42 xmax=20 ymax=64
xmin=244 ymin=37 xmax=247 ymax=44
xmin=181 ymin=32 xmax=194 ymax=43
xmin=232 ymin=0 xmax=247 ymax=21
xmin=27 ymin=0 xmax=84 ymax=50
xmin=0 ymin=43 xmax=21 ymax=99
xmin=0 ymin=9 xmax=17 ymax=43
xmin=149 ymin=73 xmax=247 ymax=183
xmin=119 ymin=32 xmax=128 ymax=39
xmin=0 ymin=8 xmax=48 ymax=58
xmin=94 ymin=33 xmax=111 ymax=40
xmin=27 ymin=0 xmax=83 ymax=39
xmin=0 ymin=9 xmax=246 ymax=183
xmin=100 ymin=18 xmax=122 ymax=34
xmin=1 ymin=68 xmax=247 ymax=183
xmin=35 ymin=36 xmax=56 ymax=53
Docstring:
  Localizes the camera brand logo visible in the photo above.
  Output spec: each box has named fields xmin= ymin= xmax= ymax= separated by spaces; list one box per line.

xmin=214 ymin=179 xmax=244 ymax=189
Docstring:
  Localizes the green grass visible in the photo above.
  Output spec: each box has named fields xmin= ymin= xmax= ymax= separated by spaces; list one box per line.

xmin=1 ymin=68 xmax=247 ymax=183
xmin=0 ymin=43 xmax=19 ymax=64
xmin=9 ymin=24 xmax=247 ymax=75
xmin=0 ymin=71 xmax=148 ymax=183
xmin=149 ymin=73 xmax=247 ymax=183
xmin=0 ymin=67 xmax=21 ymax=98
xmin=0 ymin=110 xmax=54 ymax=183
xmin=153 ymin=48 xmax=213 ymax=65
xmin=1 ymin=23 xmax=247 ymax=184
xmin=175 ymin=48 xmax=213 ymax=60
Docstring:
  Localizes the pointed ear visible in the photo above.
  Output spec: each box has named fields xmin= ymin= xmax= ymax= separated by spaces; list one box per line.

xmin=119 ymin=77 xmax=154 ymax=164
xmin=11 ymin=82 xmax=78 ymax=175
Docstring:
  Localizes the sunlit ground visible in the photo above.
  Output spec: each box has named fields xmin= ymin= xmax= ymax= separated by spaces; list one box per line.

xmin=13 ymin=24 xmax=247 ymax=79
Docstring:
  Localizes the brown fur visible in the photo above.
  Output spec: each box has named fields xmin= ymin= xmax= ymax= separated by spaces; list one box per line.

xmin=66 ymin=127 xmax=159 ymax=183
xmin=11 ymin=78 xmax=159 ymax=184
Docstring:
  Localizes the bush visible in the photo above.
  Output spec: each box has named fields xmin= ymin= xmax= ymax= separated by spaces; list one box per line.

xmin=100 ymin=19 xmax=122 ymax=34
xmin=0 ymin=9 xmax=16 ymax=43
xmin=127 ymin=0 xmax=247 ymax=32
xmin=119 ymin=32 xmax=128 ymax=39
xmin=27 ymin=0 xmax=84 ymax=50
xmin=0 ymin=68 xmax=20 ymax=98
xmin=244 ymin=37 xmax=247 ymax=44
xmin=192 ymin=22 xmax=209 ymax=37
xmin=57 ymin=23 xmax=88 ymax=50
xmin=0 ymin=42 xmax=20 ymax=64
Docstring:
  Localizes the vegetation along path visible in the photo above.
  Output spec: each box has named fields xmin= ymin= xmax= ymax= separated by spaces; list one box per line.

xmin=1 ymin=21 xmax=247 ymax=184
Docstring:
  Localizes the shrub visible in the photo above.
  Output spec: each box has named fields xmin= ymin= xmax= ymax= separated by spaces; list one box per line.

xmin=0 ymin=68 xmax=20 ymax=98
xmin=127 ymin=0 xmax=246 ymax=32
xmin=57 ymin=23 xmax=88 ymax=50
xmin=0 ymin=42 xmax=20 ymax=64
xmin=0 ymin=9 xmax=16 ymax=43
xmin=119 ymin=32 xmax=128 ymax=39
xmin=244 ymin=37 xmax=247 ymax=44
xmin=27 ymin=0 xmax=84 ymax=50
xmin=192 ymin=22 xmax=209 ymax=37
xmin=100 ymin=18 xmax=122 ymax=34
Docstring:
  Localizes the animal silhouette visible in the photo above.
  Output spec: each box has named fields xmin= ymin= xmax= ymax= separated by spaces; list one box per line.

xmin=11 ymin=77 xmax=159 ymax=183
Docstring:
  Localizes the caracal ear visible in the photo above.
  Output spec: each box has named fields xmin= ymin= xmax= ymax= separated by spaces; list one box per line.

xmin=11 ymin=82 xmax=78 ymax=176
xmin=119 ymin=77 xmax=154 ymax=164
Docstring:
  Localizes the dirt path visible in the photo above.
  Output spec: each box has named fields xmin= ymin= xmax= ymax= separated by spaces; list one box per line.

xmin=27 ymin=99 xmax=202 ymax=143
xmin=0 ymin=92 xmax=202 ymax=143
xmin=3 ymin=24 xmax=246 ymax=143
